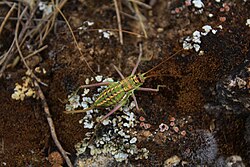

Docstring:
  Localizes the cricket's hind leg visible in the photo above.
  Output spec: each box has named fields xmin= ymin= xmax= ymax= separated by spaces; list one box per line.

xmin=87 ymin=101 xmax=126 ymax=145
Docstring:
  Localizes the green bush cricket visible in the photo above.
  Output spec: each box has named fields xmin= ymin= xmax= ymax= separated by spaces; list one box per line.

xmin=64 ymin=44 xmax=183 ymax=123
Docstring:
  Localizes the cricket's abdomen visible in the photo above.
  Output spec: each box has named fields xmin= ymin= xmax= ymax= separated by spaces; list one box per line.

xmin=94 ymin=82 xmax=127 ymax=108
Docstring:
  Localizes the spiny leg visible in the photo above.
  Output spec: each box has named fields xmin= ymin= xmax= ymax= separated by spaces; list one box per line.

xmin=137 ymin=85 xmax=166 ymax=92
xmin=99 ymin=102 xmax=124 ymax=123
xmin=88 ymin=102 xmax=125 ymax=145
xmin=132 ymin=92 xmax=146 ymax=115
xmin=131 ymin=43 xmax=143 ymax=75
xmin=132 ymin=93 xmax=139 ymax=111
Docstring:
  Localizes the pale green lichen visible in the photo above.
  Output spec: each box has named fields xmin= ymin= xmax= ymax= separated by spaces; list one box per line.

xmin=66 ymin=76 xmax=150 ymax=163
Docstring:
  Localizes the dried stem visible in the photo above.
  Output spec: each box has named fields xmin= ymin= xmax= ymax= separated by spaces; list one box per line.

xmin=14 ymin=4 xmax=47 ymax=86
xmin=129 ymin=0 xmax=152 ymax=9
xmin=33 ymin=80 xmax=73 ymax=167
xmin=0 ymin=0 xmax=68 ymax=78
xmin=14 ymin=3 xmax=72 ymax=166
xmin=114 ymin=0 xmax=123 ymax=45
xmin=132 ymin=2 xmax=148 ymax=38
xmin=0 ymin=3 xmax=16 ymax=35
xmin=24 ymin=45 xmax=48 ymax=60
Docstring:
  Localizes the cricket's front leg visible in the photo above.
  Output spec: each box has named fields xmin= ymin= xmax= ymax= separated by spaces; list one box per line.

xmin=137 ymin=85 xmax=166 ymax=92
xmin=132 ymin=93 xmax=146 ymax=116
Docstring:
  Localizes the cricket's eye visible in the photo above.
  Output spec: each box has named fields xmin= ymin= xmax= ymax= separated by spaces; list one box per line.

xmin=136 ymin=75 xmax=142 ymax=83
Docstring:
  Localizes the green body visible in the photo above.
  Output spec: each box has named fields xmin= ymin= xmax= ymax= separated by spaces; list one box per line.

xmin=94 ymin=74 xmax=145 ymax=108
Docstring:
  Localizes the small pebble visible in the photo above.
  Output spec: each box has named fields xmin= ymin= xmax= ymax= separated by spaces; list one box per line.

xmin=159 ymin=123 xmax=169 ymax=132
xmin=219 ymin=16 xmax=226 ymax=22
xmin=85 ymin=78 xmax=90 ymax=84
xmin=169 ymin=117 xmax=175 ymax=122
xmin=173 ymin=126 xmax=179 ymax=133
xmin=181 ymin=130 xmax=187 ymax=136
xmin=157 ymin=28 xmax=164 ymax=33
xmin=144 ymin=123 xmax=151 ymax=129
xmin=139 ymin=116 xmax=145 ymax=122
xmin=170 ymin=122 xmax=175 ymax=127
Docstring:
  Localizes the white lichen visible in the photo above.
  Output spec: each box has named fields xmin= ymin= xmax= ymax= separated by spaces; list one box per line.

xmin=98 ymin=30 xmax=113 ymax=39
xmin=130 ymin=137 xmax=137 ymax=144
xmin=192 ymin=0 xmax=204 ymax=8
xmin=246 ymin=19 xmax=250 ymax=27
xmin=38 ymin=2 xmax=53 ymax=16
xmin=114 ymin=152 xmax=129 ymax=162
xmin=183 ymin=25 xmax=218 ymax=53
xmin=95 ymin=75 xmax=103 ymax=82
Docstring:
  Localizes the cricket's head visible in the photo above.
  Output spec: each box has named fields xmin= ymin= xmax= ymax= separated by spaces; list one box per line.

xmin=133 ymin=73 xmax=146 ymax=84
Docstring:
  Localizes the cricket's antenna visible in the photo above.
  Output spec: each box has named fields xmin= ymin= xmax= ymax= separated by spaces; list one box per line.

xmin=143 ymin=49 xmax=184 ymax=76
xmin=145 ymin=73 xmax=182 ymax=79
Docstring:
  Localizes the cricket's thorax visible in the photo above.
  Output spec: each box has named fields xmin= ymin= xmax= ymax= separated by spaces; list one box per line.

xmin=94 ymin=74 xmax=145 ymax=108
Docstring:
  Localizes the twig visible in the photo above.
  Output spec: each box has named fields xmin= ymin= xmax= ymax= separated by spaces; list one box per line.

xmin=0 ymin=3 xmax=16 ymax=35
xmin=30 ymin=0 xmax=67 ymax=47
xmin=129 ymin=0 xmax=152 ymax=9
xmin=24 ymin=45 xmax=48 ymax=60
xmin=33 ymin=80 xmax=73 ymax=167
xmin=0 ymin=39 xmax=15 ymax=70
xmin=0 ymin=16 xmax=65 ymax=23
xmin=114 ymin=0 xmax=123 ymax=45
xmin=0 ymin=1 xmax=66 ymax=78
xmin=0 ymin=1 xmax=14 ymax=7
xmin=0 ymin=4 xmax=27 ymax=78
xmin=14 ymin=4 xmax=72 ymax=166
xmin=14 ymin=4 xmax=47 ymax=86
xmin=119 ymin=10 xmax=138 ymax=20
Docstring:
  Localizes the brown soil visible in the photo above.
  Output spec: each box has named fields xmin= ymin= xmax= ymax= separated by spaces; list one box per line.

xmin=0 ymin=0 xmax=250 ymax=166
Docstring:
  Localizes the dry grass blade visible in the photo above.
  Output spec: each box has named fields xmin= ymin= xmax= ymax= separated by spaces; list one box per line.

xmin=0 ymin=3 xmax=16 ymax=35
xmin=0 ymin=1 xmax=67 ymax=77
xmin=132 ymin=2 xmax=148 ymax=38
xmin=114 ymin=0 xmax=123 ymax=45
xmin=0 ymin=3 xmax=28 ymax=77
xmin=14 ymin=4 xmax=47 ymax=85
xmin=24 ymin=45 xmax=48 ymax=60
xmin=129 ymin=0 xmax=152 ymax=9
